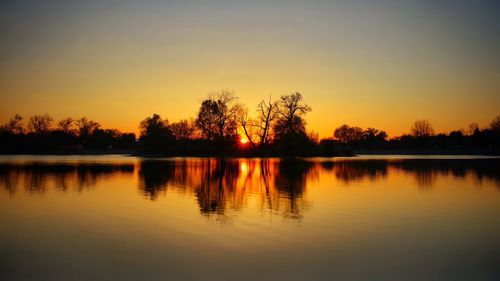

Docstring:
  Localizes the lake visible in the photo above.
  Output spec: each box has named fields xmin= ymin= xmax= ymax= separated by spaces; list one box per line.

xmin=1 ymin=155 xmax=499 ymax=281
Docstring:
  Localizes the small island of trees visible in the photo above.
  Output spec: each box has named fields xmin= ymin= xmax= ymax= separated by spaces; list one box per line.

xmin=1 ymin=90 xmax=499 ymax=156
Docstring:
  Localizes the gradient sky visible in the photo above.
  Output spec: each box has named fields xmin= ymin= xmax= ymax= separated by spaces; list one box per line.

xmin=1 ymin=0 xmax=499 ymax=137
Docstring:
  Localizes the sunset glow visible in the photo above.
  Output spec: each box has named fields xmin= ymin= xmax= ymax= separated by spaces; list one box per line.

xmin=1 ymin=1 xmax=499 ymax=137
xmin=1 ymin=1 xmax=499 ymax=279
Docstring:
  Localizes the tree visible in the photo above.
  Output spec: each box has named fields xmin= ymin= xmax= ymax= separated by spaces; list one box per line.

xmin=237 ymin=106 xmax=257 ymax=148
xmin=75 ymin=117 xmax=100 ymax=138
xmin=58 ymin=118 xmax=74 ymax=134
xmin=333 ymin=125 xmax=387 ymax=148
xmin=468 ymin=122 xmax=479 ymax=135
xmin=411 ymin=120 xmax=435 ymax=137
xmin=449 ymin=130 xmax=464 ymax=139
xmin=1 ymin=114 xmax=24 ymax=134
xmin=363 ymin=128 xmax=387 ymax=144
xmin=334 ymin=124 xmax=364 ymax=144
xmin=254 ymin=96 xmax=277 ymax=145
xmin=274 ymin=92 xmax=311 ymax=140
xmin=490 ymin=115 xmax=500 ymax=134
xmin=138 ymin=114 xmax=173 ymax=152
xmin=237 ymin=96 xmax=279 ymax=148
xmin=27 ymin=114 xmax=53 ymax=134
xmin=307 ymin=131 xmax=319 ymax=145
xmin=170 ymin=119 xmax=196 ymax=140
xmin=195 ymin=90 xmax=241 ymax=142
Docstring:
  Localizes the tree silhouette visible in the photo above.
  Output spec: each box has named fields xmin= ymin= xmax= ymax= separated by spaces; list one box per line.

xmin=274 ymin=92 xmax=311 ymax=140
xmin=363 ymin=128 xmax=387 ymax=146
xmin=468 ymin=122 xmax=479 ymax=135
xmin=75 ymin=117 xmax=100 ymax=138
xmin=237 ymin=106 xmax=257 ymax=148
xmin=138 ymin=114 xmax=173 ymax=152
xmin=237 ymin=96 xmax=279 ymax=148
xmin=255 ymin=96 xmax=277 ymax=145
xmin=490 ymin=115 xmax=500 ymax=134
xmin=334 ymin=124 xmax=364 ymax=144
xmin=332 ymin=125 xmax=387 ymax=148
xmin=195 ymin=90 xmax=241 ymax=142
xmin=411 ymin=120 xmax=435 ymax=137
xmin=1 ymin=91 xmax=499 ymax=155
xmin=27 ymin=114 xmax=53 ymax=134
xmin=0 ymin=114 xmax=134 ymax=153
xmin=0 ymin=114 xmax=24 ymax=134
xmin=57 ymin=118 xmax=74 ymax=134
xmin=170 ymin=119 xmax=196 ymax=140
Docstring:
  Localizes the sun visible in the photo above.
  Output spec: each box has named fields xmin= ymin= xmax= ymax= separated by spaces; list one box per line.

xmin=240 ymin=138 xmax=248 ymax=144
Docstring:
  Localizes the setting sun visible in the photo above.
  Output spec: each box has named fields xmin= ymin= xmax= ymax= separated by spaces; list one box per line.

xmin=240 ymin=138 xmax=248 ymax=145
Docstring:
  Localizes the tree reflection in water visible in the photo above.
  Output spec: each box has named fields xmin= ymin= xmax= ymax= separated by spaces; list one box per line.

xmin=137 ymin=159 xmax=313 ymax=220
xmin=0 ymin=163 xmax=134 ymax=195
xmin=1 ymin=158 xmax=499 ymax=219
xmin=321 ymin=160 xmax=388 ymax=184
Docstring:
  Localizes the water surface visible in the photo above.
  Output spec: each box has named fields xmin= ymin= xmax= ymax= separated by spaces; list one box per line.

xmin=1 ymin=155 xmax=499 ymax=280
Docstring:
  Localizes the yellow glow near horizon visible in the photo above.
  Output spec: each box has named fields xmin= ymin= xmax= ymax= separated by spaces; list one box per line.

xmin=1 ymin=1 xmax=499 ymax=137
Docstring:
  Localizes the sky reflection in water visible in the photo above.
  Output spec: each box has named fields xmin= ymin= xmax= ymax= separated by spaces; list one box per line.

xmin=0 ymin=156 xmax=499 ymax=280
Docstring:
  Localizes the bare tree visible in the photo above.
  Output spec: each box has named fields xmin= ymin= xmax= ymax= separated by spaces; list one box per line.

xmin=237 ymin=106 xmax=257 ymax=148
xmin=255 ymin=96 xmax=277 ymax=145
xmin=274 ymin=92 xmax=311 ymax=139
xmin=75 ymin=117 xmax=100 ymax=137
xmin=1 ymin=114 xmax=24 ymax=134
xmin=27 ymin=114 xmax=53 ymax=134
xmin=237 ymin=95 xmax=278 ymax=148
xmin=58 ymin=118 xmax=74 ymax=133
xmin=170 ymin=119 xmax=196 ymax=140
xmin=196 ymin=90 xmax=241 ymax=141
xmin=411 ymin=120 xmax=435 ymax=137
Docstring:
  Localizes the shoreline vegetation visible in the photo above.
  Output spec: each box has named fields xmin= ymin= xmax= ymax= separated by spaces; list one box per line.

xmin=1 ymin=91 xmax=499 ymax=157
xmin=2 ymin=149 xmax=499 ymax=157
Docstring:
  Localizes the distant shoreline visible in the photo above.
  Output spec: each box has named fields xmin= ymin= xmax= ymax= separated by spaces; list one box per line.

xmin=353 ymin=148 xmax=500 ymax=156
xmin=1 ymin=148 xmax=499 ymax=157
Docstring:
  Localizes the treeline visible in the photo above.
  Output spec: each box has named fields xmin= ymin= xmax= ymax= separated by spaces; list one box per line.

xmin=1 ymin=90 xmax=499 ymax=155
xmin=328 ymin=119 xmax=500 ymax=152
xmin=0 ymin=115 xmax=135 ymax=153
xmin=136 ymin=91 xmax=319 ymax=155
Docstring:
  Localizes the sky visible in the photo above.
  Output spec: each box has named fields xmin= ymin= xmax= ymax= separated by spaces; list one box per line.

xmin=1 ymin=0 xmax=499 ymax=137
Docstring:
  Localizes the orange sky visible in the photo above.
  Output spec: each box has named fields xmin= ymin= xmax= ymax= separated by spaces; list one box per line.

xmin=1 ymin=1 xmax=499 ymax=137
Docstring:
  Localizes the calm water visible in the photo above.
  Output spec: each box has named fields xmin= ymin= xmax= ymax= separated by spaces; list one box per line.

xmin=1 ymin=155 xmax=499 ymax=281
